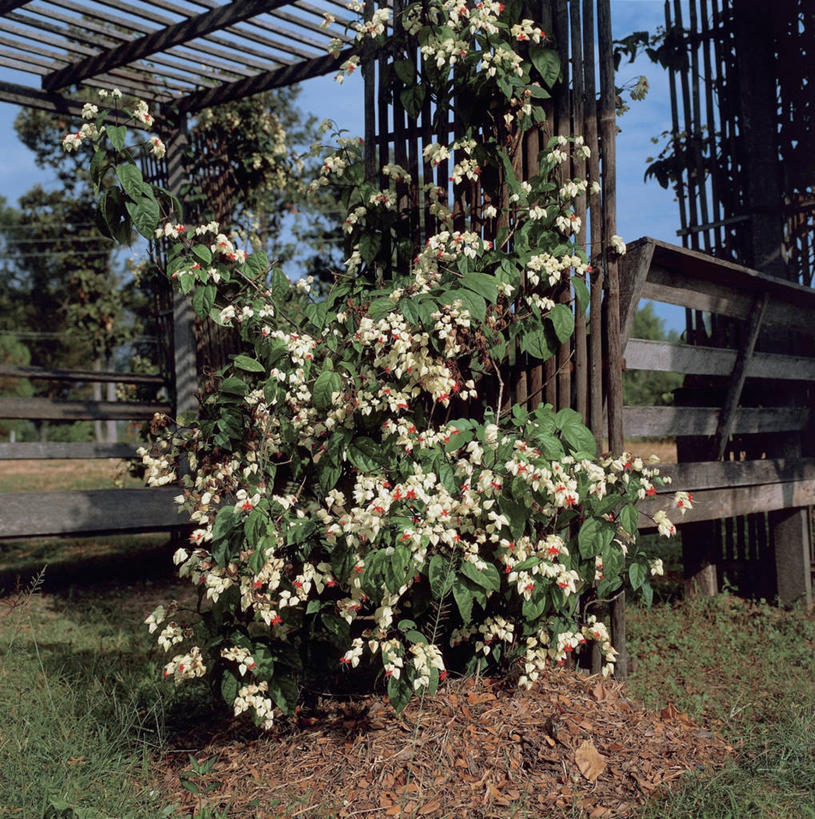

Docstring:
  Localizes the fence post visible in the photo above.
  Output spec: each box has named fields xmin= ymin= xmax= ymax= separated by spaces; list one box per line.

xmin=166 ymin=120 xmax=198 ymax=417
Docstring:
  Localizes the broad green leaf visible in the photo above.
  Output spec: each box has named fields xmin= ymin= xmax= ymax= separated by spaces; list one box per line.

xmin=271 ymin=268 xmax=289 ymax=300
xmin=115 ymin=163 xmax=146 ymax=200
xmin=192 ymin=283 xmax=215 ymax=317
xmin=400 ymin=298 xmax=421 ymax=325
xmin=461 ymin=272 xmax=499 ymax=303
xmin=387 ymin=672 xmax=413 ymax=713
xmin=498 ymin=496 xmax=527 ymax=539
xmin=245 ymin=250 xmax=268 ymax=278
xmin=220 ymin=670 xmax=239 ymax=705
xmin=529 ymin=45 xmax=561 ymax=89
xmin=125 ymin=196 xmax=160 ymax=239
xmin=313 ymin=370 xmax=341 ymax=411
xmin=548 ymin=303 xmax=575 ymax=343
xmin=367 ymin=297 xmax=394 ymax=320
xmin=404 ymin=629 xmax=428 ymax=644
xmin=233 ymin=354 xmax=265 ymax=373
xmin=619 ymin=504 xmax=639 ymax=536
xmin=452 ymin=577 xmax=474 ymax=624
xmin=578 ymin=517 xmax=612 ymax=559
xmin=520 ymin=326 xmax=554 ymax=360
xmin=394 ymin=59 xmax=416 ymax=84
xmin=629 ymin=561 xmax=647 ymax=591
xmin=460 ymin=560 xmax=501 ymax=592
xmin=192 ymin=244 xmax=212 ymax=264
xmin=107 ymin=124 xmax=126 ymax=151
xmin=444 ymin=428 xmax=474 ymax=453
xmin=573 ymin=276 xmax=590 ymax=313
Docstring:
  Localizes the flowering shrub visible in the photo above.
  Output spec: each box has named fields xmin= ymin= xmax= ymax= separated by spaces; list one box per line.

xmin=68 ymin=0 xmax=690 ymax=728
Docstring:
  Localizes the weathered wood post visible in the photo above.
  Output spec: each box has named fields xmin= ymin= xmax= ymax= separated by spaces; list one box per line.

xmin=166 ymin=119 xmax=199 ymax=418
xmin=734 ymin=0 xmax=812 ymax=608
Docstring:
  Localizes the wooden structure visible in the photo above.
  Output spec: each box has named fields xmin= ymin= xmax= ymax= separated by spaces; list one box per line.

xmin=642 ymin=0 xmax=815 ymax=607
xmin=621 ymin=237 xmax=814 ymax=607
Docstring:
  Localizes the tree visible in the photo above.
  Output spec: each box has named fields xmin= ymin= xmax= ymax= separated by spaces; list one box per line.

xmin=622 ymin=302 xmax=682 ymax=406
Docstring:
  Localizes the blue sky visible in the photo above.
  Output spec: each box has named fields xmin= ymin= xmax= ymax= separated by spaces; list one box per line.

xmin=0 ymin=0 xmax=685 ymax=331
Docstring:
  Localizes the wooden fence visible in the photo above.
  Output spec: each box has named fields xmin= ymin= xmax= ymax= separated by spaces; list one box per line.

xmin=620 ymin=237 xmax=814 ymax=608
xmin=0 ymin=355 xmax=183 ymax=539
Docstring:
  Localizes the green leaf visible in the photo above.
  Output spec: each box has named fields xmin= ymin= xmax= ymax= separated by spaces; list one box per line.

xmin=245 ymin=250 xmax=268 ymax=278
xmin=367 ymin=297 xmax=394 ymax=320
xmin=400 ymin=299 xmax=421 ymax=325
xmin=548 ymin=303 xmax=575 ymax=343
xmin=578 ymin=517 xmax=613 ymax=559
xmin=192 ymin=244 xmax=212 ymax=264
xmin=529 ymin=45 xmax=561 ymax=89
xmin=107 ymin=124 xmax=126 ymax=151
xmin=404 ymin=629 xmax=428 ymax=644
xmin=347 ymin=436 xmax=381 ymax=472
xmin=641 ymin=579 xmax=654 ymax=607
xmin=556 ymin=408 xmax=597 ymax=456
xmin=359 ymin=233 xmax=381 ymax=264
xmin=220 ymin=670 xmax=239 ymax=705
xmin=452 ymin=577 xmax=474 ymax=624
xmin=399 ymin=83 xmax=426 ymax=117
xmin=498 ymin=496 xmax=527 ymax=539
xmin=437 ymin=461 xmax=457 ymax=494
xmin=271 ymin=268 xmax=289 ymax=300
xmin=192 ymin=284 xmax=215 ymax=317
xmin=439 ymin=288 xmax=486 ymax=323
xmin=268 ymin=673 xmax=299 ymax=715
xmin=387 ymin=672 xmax=413 ymax=713
xmin=116 ymin=163 xmax=147 ymax=201
xmin=313 ymin=370 xmax=341 ymax=411
xmin=125 ymin=196 xmax=160 ymax=239
xmin=629 ymin=561 xmax=647 ymax=591
xmin=394 ymin=59 xmax=416 ymax=84
xmin=318 ymin=460 xmax=342 ymax=493
xmin=573 ymin=276 xmax=590 ymax=313
xmin=444 ymin=428 xmax=474 ymax=453
xmin=520 ymin=326 xmax=554 ymax=360
xmin=233 ymin=354 xmax=265 ymax=373
xmin=619 ymin=504 xmax=639 ymax=536
xmin=460 ymin=560 xmax=501 ymax=592
xmin=461 ymin=272 xmax=498 ymax=303
xmin=428 ymin=555 xmax=454 ymax=599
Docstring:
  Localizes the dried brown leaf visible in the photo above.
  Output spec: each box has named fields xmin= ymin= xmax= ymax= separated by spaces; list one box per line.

xmin=575 ymin=739 xmax=607 ymax=783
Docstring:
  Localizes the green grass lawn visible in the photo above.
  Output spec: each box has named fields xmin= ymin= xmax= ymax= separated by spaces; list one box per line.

xmin=2 ymin=566 xmax=813 ymax=817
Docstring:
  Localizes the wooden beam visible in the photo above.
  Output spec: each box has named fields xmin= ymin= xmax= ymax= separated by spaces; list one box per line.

xmin=654 ymin=458 xmax=815 ymax=493
xmin=0 ymin=487 xmax=184 ymax=538
xmin=0 ymin=364 xmax=164 ymax=385
xmin=0 ymin=442 xmax=140 ymax=460
xmin=618 ymin=238 xmax=655 ymax=346
xmin=714 ymin=292 xmax=769 ymax=459
xmin=176 ymin=49 xmax=351 ymax=114
xmin=638 ymin=479 xmax=815 ymax=530
xmin=623 ymin=338 xmax=815 ymax=381
xmin=41 ymin=0 xmax=292 ymax=91
xmin=0 ymin=78 xmax=86 ymax=118
xmin=772 ymin=507 xmax=813 ymax=607
xmin=0 ymin=397 xmax=170 ymax=421
xmin=623 ymin=405 xmax=808 ymax=438
xmin=640 ymin=259 xmax=815 ymax=332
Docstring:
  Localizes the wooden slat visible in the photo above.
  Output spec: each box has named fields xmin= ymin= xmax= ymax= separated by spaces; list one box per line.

xmin=714 ymin=292 xmax=768 ymax=458
xmin=642 ymin=264 xmax=815 ymax=334
xmin=653 ymin=458 xmax=815 ymax=492
xmin=619 ymin=238 xmax=655 ymax=345
xmin=638 ymin=479 xmax=815 ymax=531
xmin=624 ymin=338 xmax=815 ymax=381
xmin=0 ymin=442 xmax=140 ymax=460
xmin=0 ymin=364 xmax=165 ymax=385
xmin=623 ymin=405 xmax=809 ymax=437
xmin=0 ymin=397 xmax=170 ymax=421
xmin=0 ymin=487 xmax=184 ymax=538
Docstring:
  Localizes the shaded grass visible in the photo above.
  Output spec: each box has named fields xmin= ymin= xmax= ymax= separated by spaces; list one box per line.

xmin=628 ymin=593 xmax=815 ymax=817
xmin=0 ymin=577 xmax=215 ymax=818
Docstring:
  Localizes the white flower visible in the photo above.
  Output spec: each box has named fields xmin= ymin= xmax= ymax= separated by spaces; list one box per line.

xmin=610 ymin=234 xmax=627 ymax=255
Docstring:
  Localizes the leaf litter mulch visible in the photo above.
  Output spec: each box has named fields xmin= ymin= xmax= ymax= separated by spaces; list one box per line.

xmin=160 ymin=670 xmax=732 ymax=818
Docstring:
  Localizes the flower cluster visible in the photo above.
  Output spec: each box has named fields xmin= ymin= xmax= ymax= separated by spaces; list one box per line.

xmin=71 ymin=3 xmax=678 ymax=732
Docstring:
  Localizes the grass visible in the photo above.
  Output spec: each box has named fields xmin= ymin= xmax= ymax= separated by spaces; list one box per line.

xmin=629 ymin=593 xmax=815 ymax=817
xmin=1 ymin=458 xmax=813 ymax=816
xmin=0 ymin=458 xmax=145 ymax=494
